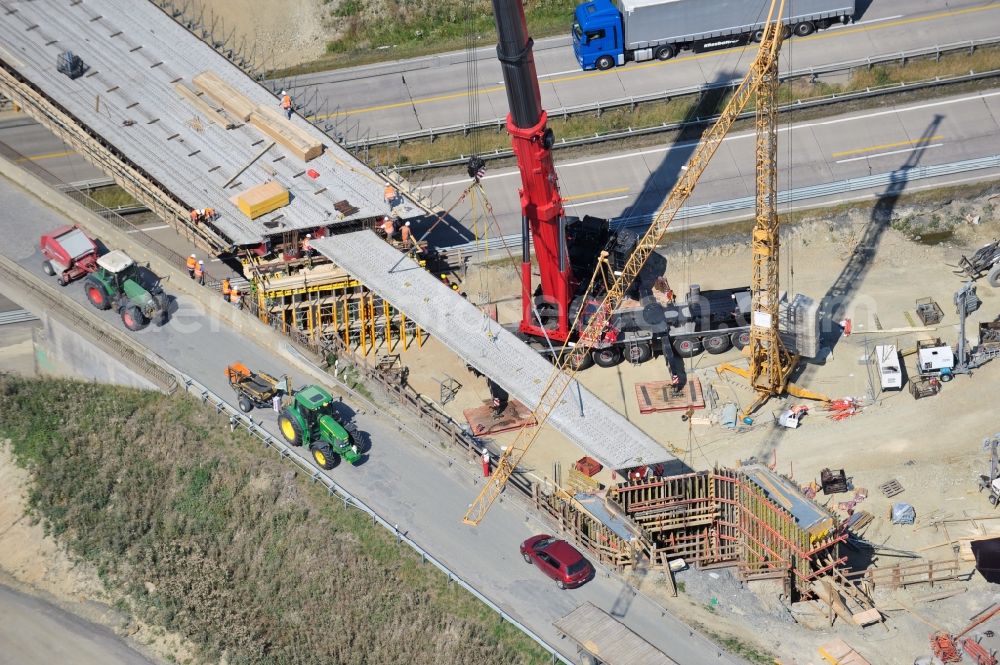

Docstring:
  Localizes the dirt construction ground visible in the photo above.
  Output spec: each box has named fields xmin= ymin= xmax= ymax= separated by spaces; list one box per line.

xmin=390 ymin=186 xmax=1000 ymax=664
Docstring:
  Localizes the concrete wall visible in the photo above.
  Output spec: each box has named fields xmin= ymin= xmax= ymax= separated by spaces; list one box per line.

xmin=33 ymin=314 xmax=156 ymax=390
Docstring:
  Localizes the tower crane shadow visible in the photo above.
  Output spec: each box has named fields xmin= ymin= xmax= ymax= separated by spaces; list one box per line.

xmin=749 ymin=116 xmax=944 ymax=462
xmin=817 ymin=115 xmax=944 ymax=353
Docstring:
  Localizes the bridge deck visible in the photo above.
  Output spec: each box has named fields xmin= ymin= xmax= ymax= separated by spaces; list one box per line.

xmin=0 ymin=0 xmax=418 ymax=247
xmin=311 ymin=233 xmax=678 ymax=471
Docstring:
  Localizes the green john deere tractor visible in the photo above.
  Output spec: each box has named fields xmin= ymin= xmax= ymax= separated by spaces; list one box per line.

xmin=83 ymin=250 xmax=168 ymax=330
xmin=277 ymin=385 xmax=362 ymax=470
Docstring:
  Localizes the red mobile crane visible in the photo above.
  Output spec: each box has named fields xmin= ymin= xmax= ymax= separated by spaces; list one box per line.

xmin=492 ymin=0 xmax=575 ymax=342
xmin=489 ymin=0 xmax=758 ymax=374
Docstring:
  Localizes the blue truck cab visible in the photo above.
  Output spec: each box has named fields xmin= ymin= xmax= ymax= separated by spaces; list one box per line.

xmin=573 ymin=0 xmax=623 ymax=71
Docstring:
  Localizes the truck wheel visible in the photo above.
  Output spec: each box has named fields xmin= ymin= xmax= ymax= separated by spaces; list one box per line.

xmin=940 ymin=372 xmax=953 ymax=383
xmin=595 ymin=55 xmax=614 ymax=71
xmin=987 ymin=263 xmax=1000 ymax=288
xmin=673 ymin=338 xmax=703 ymax=358
xmin=732 ymin=330 xmax=751 ymax=350
xmin=593 ymin=347 xmax=622 ymax=368
xmin=991 ymin=494 xmax=999 ymax=507
xmin=704 ymin=334 xmax=732 ymax=355
xmin=120 ymin=305 xmax=148 ymax=331
xmin=84 ymin=277 xmax=111 ymax=310
xmin=238 ymin=396 xmax=254 ymax=413
xmin=278 ymin=409 xmax=304 ymax=446
xmin=751 ymin=29 xmax=765 ymax=43
xmin=626 ymin=342 xmax=653 ymax=364
xmin=654 ymin=45 xmax=675 ymax=61
xmin=42 ymin=260 xmax=55 ymax=276
xmin=793 ymin=21 xmax=814 ymax=36
xmin=310 ymin=443 xmax=338 ymax=470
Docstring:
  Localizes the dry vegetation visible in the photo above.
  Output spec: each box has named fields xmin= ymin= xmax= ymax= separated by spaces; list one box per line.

xmin=0 ymin=375 xmax=547 ymax=665
xmin=276 ymin=0 xmax=577 ymax=74
xmin=368 ymin=45 xmax=1000 ymax=167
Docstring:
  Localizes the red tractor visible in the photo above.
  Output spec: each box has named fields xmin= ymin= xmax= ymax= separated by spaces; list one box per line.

xmin=40 ymin=225 xmax=99 ymax=286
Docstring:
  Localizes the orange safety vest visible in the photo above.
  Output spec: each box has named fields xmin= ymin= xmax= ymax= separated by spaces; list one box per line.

xmin=194 ymin=265 xmax=204 ymax=279
xmin=281 ymin=94 xmax=291 ymax=109
xmin=384 ymin=185 xmax=397 ymax=200
xmin=221 ymin=279 xmax=231 ymax=296
xmin=230 ymin=291 xmax=241 ymax=304
xmin=186 ymin=256 xmax=197 ymax=271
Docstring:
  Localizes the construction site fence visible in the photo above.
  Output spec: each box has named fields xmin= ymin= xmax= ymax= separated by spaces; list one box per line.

xmin=348 ymin=37 xmax=1000 ymax=152
xmin=177 ymin=374 xmax=571 ymax=665
xmin=0 ymin=255 xmax=179 ymax=395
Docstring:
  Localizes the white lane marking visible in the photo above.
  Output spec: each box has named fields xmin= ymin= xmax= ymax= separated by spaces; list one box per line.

xmin=564 ymin=195 xmax=629 ymax=209
xmin=126 ymin=224 xmax=170 ymax=234
xmin=826 ymin=14 xmax=904 ymax=29
xmin=417 ymin=90 xmax=1000 ymax=190
xmin=835 ymin=143 xmax=943 ymax=163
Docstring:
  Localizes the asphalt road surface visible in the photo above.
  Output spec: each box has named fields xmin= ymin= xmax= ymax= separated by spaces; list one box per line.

xmin=0 ymin=173 xmax=744 ymax=664
xmin=292 ymin=0 xmax=1000 ymax=138
xmin=412 ymin=88 xmax=1000 ymax=238
xmin=0 ymin=584 xmax=158 ymax=665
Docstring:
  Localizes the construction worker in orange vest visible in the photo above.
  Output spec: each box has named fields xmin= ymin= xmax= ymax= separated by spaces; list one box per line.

xmin=400 ymin=221 xmax=412 ymax=248
xmin=379 ymin=215 xmax=396 ymax=239
xmin=221 ymin=277 xmax=231 ymax=301
xmin=203 ymin=207 xmax=215 ymax=221
xmin=194 ymin=260 xmax=205 ymax=285
xmin=189 ymin=209 xmax=200 ymax=223
xmin=280 ymin=90 xmax=292 ymax=120
xmin=186 ymin=254 xmax=197 ymax=278
xmin=230 ymin=287 xmax=242 ymax=309
xmin=384 ymin=184 xmax=398 ymax=207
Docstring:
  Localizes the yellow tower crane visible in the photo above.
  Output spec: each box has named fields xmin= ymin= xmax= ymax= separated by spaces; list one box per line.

xmin=717 ymin=2 xmax=829 ymax=417
xmin=464 ymin=0 xmax=792 ymax=526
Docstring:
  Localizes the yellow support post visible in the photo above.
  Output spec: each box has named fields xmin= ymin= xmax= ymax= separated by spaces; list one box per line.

xmin=384 ymin=299 xmax=393 ymax=351
xmin=367 ymin=293 xmax=377 ymax=355
xmin=342 ymin=296 xmax=349 ymax=347
xmin=359 ymin=293 xmax=368 ymax=354
xmin=401 ymin=311 xmax=409 ymax=351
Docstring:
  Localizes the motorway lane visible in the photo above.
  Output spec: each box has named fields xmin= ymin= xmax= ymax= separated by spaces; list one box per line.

xmin=303 ymin=0 xmax=1000 ymax=138
xmin=0 ymin=174 xmax=743 ymax=665
xmin=0 ymin=585 xmax=158 ymax=665
xmin=413 ymin=88 xmax=1000 ymax=238
xmin=0 ymin=115 xmax=105 ymax=186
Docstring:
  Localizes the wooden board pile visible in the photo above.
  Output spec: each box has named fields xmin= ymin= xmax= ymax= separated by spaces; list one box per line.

xmin=193 ymin=70 xmax=323 ymax=161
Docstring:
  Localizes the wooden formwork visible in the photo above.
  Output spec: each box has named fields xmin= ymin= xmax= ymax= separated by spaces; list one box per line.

xmin=532 ymin=486 xmax=638 ymax=573
xmin=605 ymin=469 xmax=842 ymax=597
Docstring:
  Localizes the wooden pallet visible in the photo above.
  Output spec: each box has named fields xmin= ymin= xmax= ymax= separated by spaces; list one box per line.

xmin=879 ymin=479 xmax=904 ymax=497
xmin=635 ymin=377 xmax=704 ymax=414
xmin=463 ymin=399 xmax=536 ymax=436
xmin=818 ymin=638 xmax=871 ymax=665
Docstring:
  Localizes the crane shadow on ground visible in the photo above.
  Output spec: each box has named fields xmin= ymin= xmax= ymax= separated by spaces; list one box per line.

xmin=816 ymin=114 xmax=944 ymax=355
xmin=751 ymin=116 xmax=945 ymax=463
xmin=616 ymin=71 xmax=735 ymax=227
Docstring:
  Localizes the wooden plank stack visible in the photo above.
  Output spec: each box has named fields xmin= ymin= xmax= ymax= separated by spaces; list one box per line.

xmin=234 ymin=181 xmax=289 ymax=219
xmin=193 ymin=70 xmax=324 ymax=161
xmin=192 ymin=71 xmax=255 ymax=122
xmin=250 ymin=106 xmax=324 ymax=162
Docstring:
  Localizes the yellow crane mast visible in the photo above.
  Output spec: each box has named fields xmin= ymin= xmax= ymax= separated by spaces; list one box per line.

xmin=718 ymin=4 xmax=829 ymax=417
xmin=463 ymin=0 xmax=788 ymax=526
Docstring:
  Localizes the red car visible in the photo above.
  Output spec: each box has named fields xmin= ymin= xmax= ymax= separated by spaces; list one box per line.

xmin=520 ymin=535 xmax=594 ymax=589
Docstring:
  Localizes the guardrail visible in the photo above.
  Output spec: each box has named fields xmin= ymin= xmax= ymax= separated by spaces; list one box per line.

xmin=394 ymin=67 xmax=1000 ymax=172
xmin=178 ymin=374 xmax=571 ymax=665
xmin=0 ymin=255 xmax=179 ymax=394
xmin=343 ymin=36 xmax=1000 ymax=153
xmin=0 ymin=309 xmax=38 ymax=326
xmin=438 ymin=154 xmax=1000 ymax=263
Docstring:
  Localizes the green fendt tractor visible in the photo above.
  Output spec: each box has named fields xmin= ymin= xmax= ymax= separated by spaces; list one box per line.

xmin=277 ymin=385 xmax=362 ymax=470
xmin=83 ymin=250 xmax=168 ymax=330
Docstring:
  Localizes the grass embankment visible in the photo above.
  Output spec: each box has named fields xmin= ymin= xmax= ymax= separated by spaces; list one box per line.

xmin=366 ymin=45 xmax=1000 ymax=167
xmin=275 ymin=0 xmax=576 ymax=76
xmin=0 ymin=375 xmax=547 ymax=665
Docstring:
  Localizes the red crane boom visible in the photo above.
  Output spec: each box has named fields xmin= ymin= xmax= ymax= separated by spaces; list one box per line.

xmin=491 ymin=0 xmax=574 ymax=341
